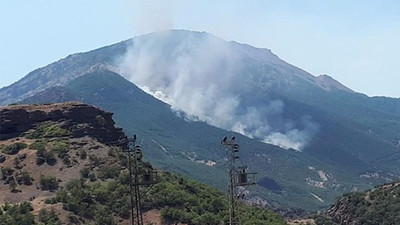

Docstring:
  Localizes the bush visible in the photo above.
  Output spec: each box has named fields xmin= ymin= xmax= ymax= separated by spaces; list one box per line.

xmin=36 ymin=156 xmax=46 ymax=165
xmin=38 ymin=208 xmax=61 ymax=225
xmin=97 ymin=165 xmax=120 ymax=180
xmin=80 ymin=167 xmax=91 ymax=178
xmin=36 ymin=147 xmax=57 ymax=166
xmin=44 ymin=151 xmax=57 ymax=165
xmin=62 ymin=156 xmax=72 ymax=166
xmin=1 ymin=167 xmax=14 ymax=180
xmin=29 ymin=139 xmax=47 ymax=151
xmin=1 ymin=143 xmax=27 ymax=155
xmin=192 ymin=212 xmax=221 ymax=225
xmin=9 ymin=177 xmax=17 ymax=192
xmin=0 ymin=202 xmax=35 ymax=224
xmin=16 ymin=171 xmax=33 ymax=185
xmin=40 ymin=174 xmax=59 ymax=190
xmin=68 ymin=213 xmax=81 ymax=224
xmin=51 ymin=140 xmax=69 ymax=159
xmin=25 ymin=122 xmax=70 ymax=139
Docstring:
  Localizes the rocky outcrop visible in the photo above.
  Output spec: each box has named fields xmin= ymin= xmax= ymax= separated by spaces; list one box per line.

xmin=325 ymin=196 xmax=359 ymax=225
xmin=322 ymin=182 xmax=400 ymax=225
xmin=0 ymin=102 xmax=127 ymax=147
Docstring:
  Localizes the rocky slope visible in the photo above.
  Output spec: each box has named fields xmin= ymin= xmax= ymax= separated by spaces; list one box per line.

xmin=308 ymin=181 xmax=400 ymax=225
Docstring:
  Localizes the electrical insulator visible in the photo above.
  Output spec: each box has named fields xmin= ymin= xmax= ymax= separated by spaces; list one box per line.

xmin=142 ymin=173 xmax=152 ymax=183
xmin=233 ymin=144 xmax=239 ymax=153
xmin=135 ymin=145 xmax=143 ymax=160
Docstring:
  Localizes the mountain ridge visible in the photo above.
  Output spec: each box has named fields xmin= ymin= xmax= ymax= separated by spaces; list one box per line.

xmin=0 ymin=30 xmax=357 ymax=106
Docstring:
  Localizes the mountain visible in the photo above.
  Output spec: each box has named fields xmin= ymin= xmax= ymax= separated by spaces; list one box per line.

xmin=21 ymin=70 xmax=337 ymax=212
xmin=1 ymin=29 xmax=400 ymax=211
xmin=0 ymin=103 xmax=286 ymax=224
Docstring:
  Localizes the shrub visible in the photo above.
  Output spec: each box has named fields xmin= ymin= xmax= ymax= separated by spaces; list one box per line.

xmin=9 ymin=177 xmax=17 ymax=192
xmin=38 ymin=208 xmax=61 ymax=225
xmin=1 ymin=167 xmax=14 ymax=180
xmin=62 ymin=156 xmax=72 ymax=166
xmin=68 ymin=213 xmax=81 ymax=224
xmin=0 ymin=202 xmax=35 ymax=224
xmin=25 ymin=122 xmax=70 ymax=139
xmin=16 ymin=171 xmax=33 ymax=185
xmin=97 ymin=165 xmax=120 ymax=180
xmin=44 ymin=151 xmax=57 ymax=165
xmin=80 ymin=167 xmax=91 ymax=178
xmin=40 ymin=174 xmax=59 ymax=190
xmin=51 ymin=140 xmax=69 ymax=159
xmin=36 ymin=157 xmax=46 ymax=165
xmin=1 ymin=143 xmax=27 ymax=155
xmin=36 ymin=147 xmax=57 ymax=166
xmin=29 ymin=139 xmax=47 ymax=151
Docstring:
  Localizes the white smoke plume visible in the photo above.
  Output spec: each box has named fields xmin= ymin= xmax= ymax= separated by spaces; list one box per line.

xmin=118 ymin=30 xmax=319 ymax=151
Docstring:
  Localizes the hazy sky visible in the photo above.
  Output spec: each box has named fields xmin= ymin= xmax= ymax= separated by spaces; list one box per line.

xmin=1 ymin=0 xmax=399 ymax=97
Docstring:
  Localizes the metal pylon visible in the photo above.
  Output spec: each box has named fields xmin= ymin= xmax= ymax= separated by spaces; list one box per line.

xmin=123 ymin=135 xmax=159 ymax=225
xmin=221 ymin=136 xmax=257 ymax=225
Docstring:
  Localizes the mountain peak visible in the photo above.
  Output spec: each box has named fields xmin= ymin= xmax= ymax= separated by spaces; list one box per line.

xmin=315 ymin=74 xmax=354 ymax=93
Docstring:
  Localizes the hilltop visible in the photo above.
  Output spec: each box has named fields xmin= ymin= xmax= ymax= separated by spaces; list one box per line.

xmin=0 ymin=103 xmax=286 ymax=224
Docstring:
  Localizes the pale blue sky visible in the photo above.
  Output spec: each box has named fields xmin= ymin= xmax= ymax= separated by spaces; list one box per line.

xmin=1 ymin=0 xmax=399 ymax=97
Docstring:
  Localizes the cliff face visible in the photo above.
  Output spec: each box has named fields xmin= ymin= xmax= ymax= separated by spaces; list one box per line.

xmin=0 ymin=102 xmax=127 ymax=146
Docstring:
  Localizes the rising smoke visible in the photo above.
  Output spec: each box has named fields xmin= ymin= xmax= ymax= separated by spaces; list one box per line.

xmin=118 ymin=30 xmax=319 ymax=151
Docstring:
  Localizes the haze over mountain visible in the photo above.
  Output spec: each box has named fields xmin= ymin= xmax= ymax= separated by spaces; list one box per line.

xmin=1 ymin=30 xmax=400 ymax=211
